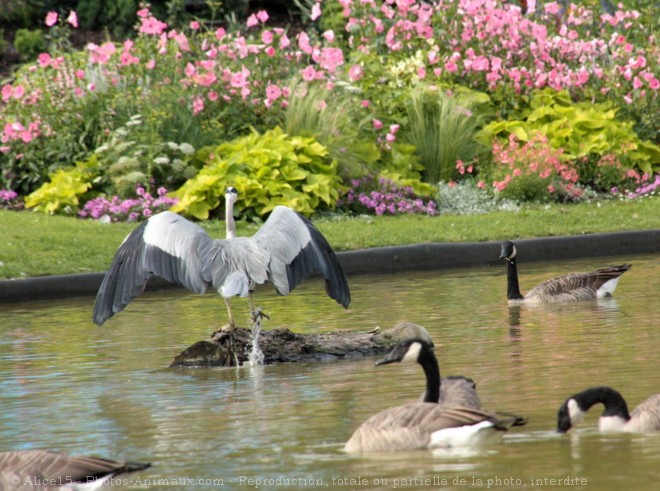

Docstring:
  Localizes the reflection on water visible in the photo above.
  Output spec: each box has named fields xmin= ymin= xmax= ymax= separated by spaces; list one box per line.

xmin=1 ymin=253 xmax=660 ymax=490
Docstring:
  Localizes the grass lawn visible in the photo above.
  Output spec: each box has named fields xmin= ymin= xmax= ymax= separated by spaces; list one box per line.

xmin=1 ymin=195 xmax=658 ymax=279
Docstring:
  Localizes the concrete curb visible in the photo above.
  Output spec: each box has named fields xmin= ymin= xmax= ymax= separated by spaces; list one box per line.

xmin=1 ymin=229 xmax=658 ymax=303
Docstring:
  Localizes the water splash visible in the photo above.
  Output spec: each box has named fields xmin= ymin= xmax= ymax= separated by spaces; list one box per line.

xmin=248 ymin=308 xmax=266 ymax=366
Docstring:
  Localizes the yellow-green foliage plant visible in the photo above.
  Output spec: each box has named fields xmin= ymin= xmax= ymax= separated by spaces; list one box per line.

xmin=24 ymin=160 xmax=95 ymax=214
xmin=170 ymin=127 xmax=341 ymax=220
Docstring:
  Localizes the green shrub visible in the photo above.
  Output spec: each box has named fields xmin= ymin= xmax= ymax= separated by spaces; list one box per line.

xmin=24 ymin=162 xmax=95 ymax=214
xmin=13 ymin=28 xmax=46 ymax=61
xmin=405 ymin=86 xmax=488 ymax=183
xmin=283 ymin=81 xmax=380 ymax=179
xmin=170 ymin=127 xmax=341 ymax=220
xmin=477 ymin=90 xmax=660 ymax=176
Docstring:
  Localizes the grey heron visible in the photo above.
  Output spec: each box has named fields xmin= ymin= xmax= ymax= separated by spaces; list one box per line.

xmin=500 ymin=241 xmax=631 ymax=304
xmin=344 ymin=339 xmax=527 ymax=452
xmin=93 ymin=187 xmax=350 ymax=329
xmin=0 ymin=449 xmax=150 ymax=489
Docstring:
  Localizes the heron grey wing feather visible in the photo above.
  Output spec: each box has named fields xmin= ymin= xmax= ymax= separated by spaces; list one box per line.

xmin=253 ymin=206 xmax=350 ymax=307
xmin=628 ymin=394 xmax=660 ymax=432
xmin=201 ymin=237 xmax=270 ymax=297
xmin=93 ymin=212 xmax=212 ymax=325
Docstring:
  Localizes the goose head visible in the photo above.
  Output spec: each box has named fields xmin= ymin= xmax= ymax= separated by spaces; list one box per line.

xmin=376 ymin=338 xmax=435 ymax=366
xmin=499 ymin=241 xmax=517 ymax=262
xmin=557 ymin=397 xmax=584 ymax=433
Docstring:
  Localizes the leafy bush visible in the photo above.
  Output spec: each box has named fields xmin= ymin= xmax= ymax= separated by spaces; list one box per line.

xmin=13 ymin=29 xmax=46 ymax=61
xmin=24 ymin=164 xmax=93 ymax=214
xmin=405 ymin=86 xmax=488 ymax=183
xmin=478 ymin=90 xmax=660 ymax=175
xmin=170 ymin=127 xmax=341 ymax=220
xmin=283 ymin=81 xmax=380 ymax=179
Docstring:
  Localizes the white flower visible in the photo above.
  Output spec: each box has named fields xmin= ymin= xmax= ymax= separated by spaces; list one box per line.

xmin=179 ymin=143 xmax=195 ymax=155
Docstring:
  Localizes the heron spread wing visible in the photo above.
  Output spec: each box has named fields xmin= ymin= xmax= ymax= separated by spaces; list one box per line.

xmin=93 ymin=211 xmax=213 ymax=325
xmin=253 ymin=206 xmax=350 ymax=308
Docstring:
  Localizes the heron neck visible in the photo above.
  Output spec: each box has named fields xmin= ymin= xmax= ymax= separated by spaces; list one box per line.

xmin=506 ymin=258 xmax=524 ymax=300
xmin=420 ymin=349 xmax=441 ymax=403
xmin=225 ymin=200 xmax=236 ymax=239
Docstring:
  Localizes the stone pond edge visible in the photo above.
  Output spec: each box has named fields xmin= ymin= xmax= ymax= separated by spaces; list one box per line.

xmin=1 ymin=229 xmax=658 ymax=304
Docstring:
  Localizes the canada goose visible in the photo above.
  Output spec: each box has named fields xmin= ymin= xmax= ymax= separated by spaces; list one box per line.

xmin=436 ymin=375 xmax=482 ymax=409
xmin=557 ymin=386 xmax=660 ymax=433
xmin=344 ymin=339 xmax=526 ymax=452
xmin=499 ymin=241 xmax=631 ymax=303
xmin=0 ymin=450 xmax=150 ymax=490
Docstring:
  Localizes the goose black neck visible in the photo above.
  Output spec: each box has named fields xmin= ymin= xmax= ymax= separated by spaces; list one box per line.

xmin=574 ymin=386 xmax=631 ymax=420
xmin=506 ymin=258 xmax=524 ymax=300
xmin=419 ymin=349 xmax=441 ymax=403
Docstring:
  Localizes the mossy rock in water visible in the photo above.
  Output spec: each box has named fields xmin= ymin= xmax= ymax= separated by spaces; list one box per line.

xmin=170 ymin=321 xmax=432 ymax=368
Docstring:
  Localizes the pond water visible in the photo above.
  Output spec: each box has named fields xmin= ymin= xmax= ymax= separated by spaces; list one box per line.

xmin=1 ymin=252 xmax=659 ymax=490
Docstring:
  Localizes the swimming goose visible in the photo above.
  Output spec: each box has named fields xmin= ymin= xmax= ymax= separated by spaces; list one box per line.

xmin=344 ymin=338 xmax=526 ymax=452
xmin=435 ymin=375 xmax=481 ymax=409
xmin=499 ymin=241 xmax=631 ymax=304
xmin=0 ymin=449 xmax=150 ymax=490
xmin=557 ymin=386 xmax=660 ymax=433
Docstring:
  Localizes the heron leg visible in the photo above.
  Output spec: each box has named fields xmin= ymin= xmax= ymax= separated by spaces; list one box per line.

xmin=221 ymin=297 xmax=236 ymax=332
xmin=248 ymin=292 xmax=270 ymax=324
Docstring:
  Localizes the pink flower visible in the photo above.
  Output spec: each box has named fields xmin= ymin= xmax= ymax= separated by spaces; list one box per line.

xmin=650 ymin=79 xmax=660 ymax=90
xmin=298 ymin=32 xmax=313 ymax=54
xmin=38 ymin=53 xmax=52 ymax=67
xmin=139 ymin=16 xmax=168 ymax=35
xmin=262 ymin=30 xmax=273 ymax=44
xmin=246 ymin=14 xmax=258 ymax=28
xmin=477 ymin=180 xmax=486 ymax=189
xmin=230 ymin=66 xmax=250 ymax=88
xmin=137 ymin=8 xmax=150 ymax=18
xmin=256 ymin=10 xmax=269 ymax=22
xmin=544 ymin=2 xmax=560 ymax=14
xmin=372 ymin=119 xmax=383 ymax=130
xmin=301 ymin=65 xmax=317 ymax=81
xmin=208 ymin=91 xmax=218 ymax=101
xmin=12 ymin=85 xmax=24 ymax=99
xmin=322 ymin=30 xmax=335 ymax=43
xmin=66 ymin=10 xmax=78 ymax=28
xmin=311 ymin=3 xmax=322 ymax=21
xmin=146 ymin=59 xmax=156 ymax=70
xmin=190 ymin=21 xmax=200 ymax=30
xmin=348 ymin=64 xmax=363 ymax=81
xmin=45 ymin=12 xmax=58 ymax=27
xmin=192 ymin=97 xmax=204 ymax=114
xmin=389 ymin=124 xmax=400 ymax=134
xmin=386 ymin=133 xmax=396 ymax=142
xmin=444 ymin=61 xmax=458 ymax=73
xmin=215 ymin=27 xmax=226 ymax=41
xmin=279 ymin=34 xmax=290 ymax=49
xmin=314 ymin=47 xmax=344 ymax=73
xmin=361 ymin=100 xmax=370 ymax=108
xmin=266 ymin=84 xmax=282 ymax=101
xmin=1 ymin=84 xmax=12 ymax=102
